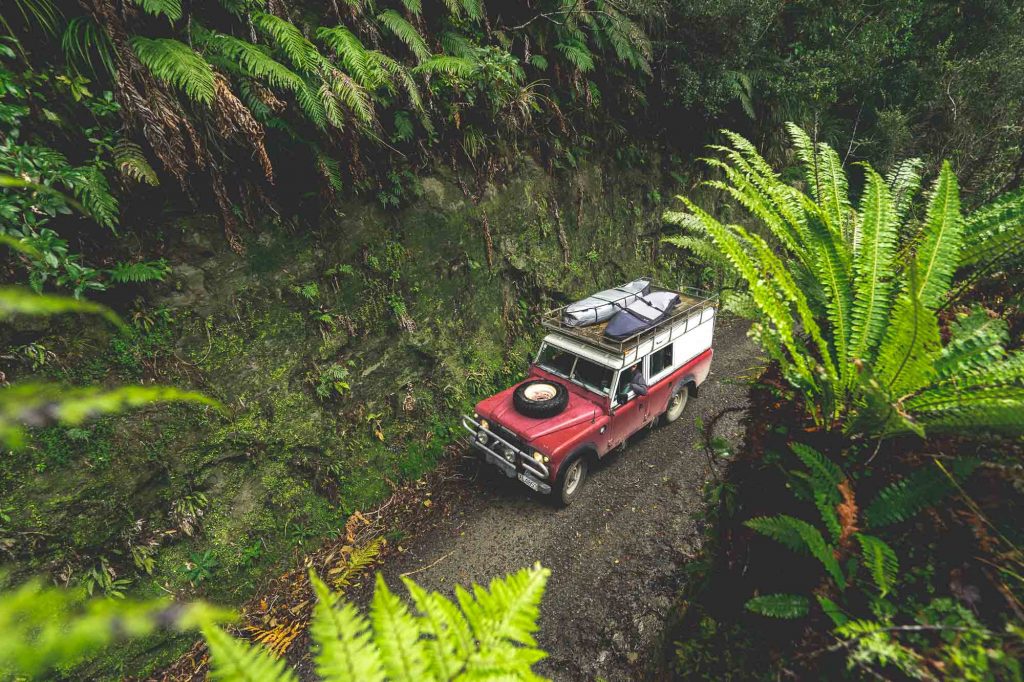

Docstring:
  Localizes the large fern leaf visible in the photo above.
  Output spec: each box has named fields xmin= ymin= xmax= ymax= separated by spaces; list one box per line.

xmin=872 ymin=285 xmax=940 ymax=397
xmin=914 ymin=161 xmax=963 ymax=309
xmin=855 ymin=533 xmax=899 ymax=597
xmin=746 ymin=514 xmax=845 ymax=588
xmin=377 ymin=10 xmax=430 ymax=62
xmin=745 ymin=593 xmax=809 ymax=619
xmin=130 ymin=0 xmax=182 ymax=22
xmin=865 ymin=459 xmax=978 ymax=527
xmin=958 ymin=186 xmax=1024 ymax=271
xmin=253 ymin=13 xmax=320 ymax=73
xmin=113 ymin=139 xmax=159 ymax=186
xmin=849 ymin=165 xmax=898 ymax=365
xmin=934 ymin=307 xmax=1008 ymax=379
xmin=309 ymin=573 xmax=385 ymax=682
xmin=131 ymin=37 xmax=216 ymax=104
xmin=369 ymin=574 xmax=429 ymax=680
xmin=203 ymin=624 xmax=298 ymax=682
xmin=884 ymin=157 xmax=923 ymax=223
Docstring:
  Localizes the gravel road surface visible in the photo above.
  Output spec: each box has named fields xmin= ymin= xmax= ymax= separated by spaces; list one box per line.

xmin=373 ymin=318 xmax=761 ymax=681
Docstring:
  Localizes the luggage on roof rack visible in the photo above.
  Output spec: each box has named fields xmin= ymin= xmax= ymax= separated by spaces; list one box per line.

xmin=603 ymin=290 xmax=681 ymax=341
xmin=561 ymin=278 xmax=650 ymax=327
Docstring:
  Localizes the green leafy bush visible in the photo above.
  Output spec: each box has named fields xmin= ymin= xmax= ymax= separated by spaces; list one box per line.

xmin=665 ymin=125 xmax=1024 ymax=437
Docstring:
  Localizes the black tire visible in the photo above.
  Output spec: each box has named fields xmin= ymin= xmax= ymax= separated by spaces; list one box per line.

xmin=554 ymin=455 xmax=588 ymax=506
xmin=513 ymin=379 xmax=569 ymax=418
xmin=661 ymin=384 xmax=690 ymax=425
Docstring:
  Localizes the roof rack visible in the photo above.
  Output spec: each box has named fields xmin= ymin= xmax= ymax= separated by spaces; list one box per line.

xmin=540 ymin=282 xmax=719 ymax=356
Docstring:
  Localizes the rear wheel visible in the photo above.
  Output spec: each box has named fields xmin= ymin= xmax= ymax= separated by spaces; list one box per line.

xmin=662 ymin=385 xmax=689 ymax=424
xmin=555 ymin=456 xmax=587 ymax=506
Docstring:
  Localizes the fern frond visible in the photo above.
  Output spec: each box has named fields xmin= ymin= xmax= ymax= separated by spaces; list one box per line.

xmin=904 ymin=385 xmax=1024 ymax=435
xmin=400 ymin=0 xmax=422 ymax=15
xmin=413 ymin=55 xmax=477 ymax=78
xmin=369 ymin=573 xmax=429 ymax=680
xmin=403 ymin=579 xmax=466 ymax=680
xmin=865 ymin=459 xmax=978 ymax=527
xmin=108 ymin=259 xmax=169 ymax=283
xmin=555 ymin=40 xmax=595 ymax=72
xmin=377 ymin=10 xmax=430 ymax=62
xmin=61 ymin=16 xmax=115 ymax=77
xmin=745 ymin=593 xmax=809 ymax=619
xmin=253 ymin=12 xmax=320 ymax=72
xmin=198 ymin=30 xmax=304 ymax=93
xmin=63 ymin=164 xmax=118 ymax=230
xmin=203 ymin=624 xmax=298 ymax=682
xmin=745 ymin=514 xmax=844 ymax=588
xmin=813 ymin=140 xmax=853 ymax=241
xmin=309 ymin=573 xmax=385 ymax=682
xmin=934 ymin=307 xmax=1008 ymax=378
xmin=316 ymin=26 xmax=369 ymax=81
xmin=790 ymin=442 xmax=844 ymax=496
xmin=849 ymin=165 xmax=898 ymax=365
xmin=129 ymin=0 xmax=182 ymax=22
xmin=913 ymin=161 xmax=963 ymax=309
xmin=872 ymin=287 xmax=940 ymax=397
xmin=855 ymin=533 xmax=899 ymax=597
xmin=113 ymin=139 xmax=159 ymax=186
xmin=816 ymin=595 xmax=849 ymax=626
xmin=884 ymin=157 xmax=923 ymax=222
xmin=959 ymin=186 xmax=1024 ymax=270
xmin=131 ymin=37 xmax=216 ymax=104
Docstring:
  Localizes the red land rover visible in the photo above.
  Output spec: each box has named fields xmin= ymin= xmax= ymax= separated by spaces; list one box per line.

xmin=463 ymin=284 xmax=717 ymax=505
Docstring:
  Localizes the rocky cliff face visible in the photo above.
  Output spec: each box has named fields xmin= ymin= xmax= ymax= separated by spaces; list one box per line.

xmin=3 ymin=155 xmax=693 ymax=674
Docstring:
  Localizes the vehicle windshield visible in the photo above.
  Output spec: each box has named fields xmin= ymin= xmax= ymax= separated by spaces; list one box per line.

xmin=536 ymin=343 xmax=614 ymax=396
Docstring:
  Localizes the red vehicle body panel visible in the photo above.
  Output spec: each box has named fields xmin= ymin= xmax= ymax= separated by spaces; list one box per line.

xmin=474 ymin=347 xmax=714 ymax=481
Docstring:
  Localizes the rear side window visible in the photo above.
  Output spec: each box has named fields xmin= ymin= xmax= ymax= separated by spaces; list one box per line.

xmin=649 ymin=344 xmax=674 ymax=378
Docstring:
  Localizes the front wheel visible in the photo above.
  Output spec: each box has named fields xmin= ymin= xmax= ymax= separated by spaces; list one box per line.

xmin=555 ymin=456 xmax=587 ymax=506
xmin=662 ymin=385 xmax=689 ymax=424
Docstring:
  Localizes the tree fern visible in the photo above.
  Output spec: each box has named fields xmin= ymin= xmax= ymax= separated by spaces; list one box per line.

xmin=855 ymin=533 xmax=899 ymax=597
xmin=131 ymin=37 xmax=216 ymax=104
xmin=413 ymin=55 xmax=477 ymax=78
xmin=253 ymin=12 xmax=320 ymax=73
xmin=130 ymin=0 xmax=182 ymax=23
xmin=377 ymin=10 xmax=430 ymax=62
xmin=556 ymin=40 xmax=595 ymax=73
xmin=745 ymin=593 xmax=810 ymax=619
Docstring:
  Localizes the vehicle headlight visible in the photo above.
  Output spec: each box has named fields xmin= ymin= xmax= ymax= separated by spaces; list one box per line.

xmin=532 ymin=451 xmax=544 ymax=463
xmin=476 ymin=430 xmax=488 ymax=445
xmin=480 ymin=419 xmax=489 ymax=431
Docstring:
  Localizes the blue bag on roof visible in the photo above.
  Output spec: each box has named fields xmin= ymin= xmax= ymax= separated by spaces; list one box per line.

xmin=603 ymin=291 xmax=681 ymax=341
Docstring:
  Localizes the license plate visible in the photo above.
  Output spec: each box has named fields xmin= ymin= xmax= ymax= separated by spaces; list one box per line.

xmin=518 ymin=473 xmax=541 ymax=491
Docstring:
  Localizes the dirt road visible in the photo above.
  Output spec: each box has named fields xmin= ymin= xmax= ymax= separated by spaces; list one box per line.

xmin=372 ymin=318 xmax=761 ymax=681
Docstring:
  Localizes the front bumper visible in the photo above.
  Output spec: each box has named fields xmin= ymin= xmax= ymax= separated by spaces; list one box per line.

xmin=461 ymin=414 xmax=552 ymax=494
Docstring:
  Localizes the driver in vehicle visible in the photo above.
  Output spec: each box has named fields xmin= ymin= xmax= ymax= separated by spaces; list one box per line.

xmin=617 ymin=363 xmax=647 ymax=403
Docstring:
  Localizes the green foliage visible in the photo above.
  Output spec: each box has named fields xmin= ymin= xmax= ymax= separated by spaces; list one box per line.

xmin=854 ymin=533 xmax=898 ymax=597
xmin=113 ymin=139 xmax=159 ymax=186
xmin=130 ymin=0 xmax=183 ymax=24
xmin=107 ymin=258 xmax=170 ymax=284
xmin=864 ymin=458 xmax=979 ymax=527
xmin=0 ymin=285 xmax=123 ymax=328
xmin=745 ymin=513 xmax=845 ymax=588
xmin=377 ymin=11 xmax=430 ymax=63
xmin=202 ymin=565 xmax=551 ymax=681
xmin=665 ymin=126 xmax=1024 ymax=438
xmin=61 ymin=16 xmax=115 ymax=77
xmin=745 ymin=593 xmax=809 ymax=619
xmin=130 ymin=37 xmax=216 ymax=104
xmin=0 ymin=578 xmax=226 ymax=678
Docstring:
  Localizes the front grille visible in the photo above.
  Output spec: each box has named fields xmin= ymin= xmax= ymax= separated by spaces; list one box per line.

xmin=494 ymin=424 xmax=528 ymax=454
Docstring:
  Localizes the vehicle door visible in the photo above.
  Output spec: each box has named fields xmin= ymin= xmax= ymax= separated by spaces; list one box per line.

xmin=645 ymin=341 xmax=676 ymax=419
xmin=606 ymin=366 xmax=646 ymax=449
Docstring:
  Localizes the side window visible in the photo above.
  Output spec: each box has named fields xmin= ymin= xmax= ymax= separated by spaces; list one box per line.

xmin=649 ymin=344 xmax=674 ymax=378
xmin=614 ymin=369 xmax=634 ymax=406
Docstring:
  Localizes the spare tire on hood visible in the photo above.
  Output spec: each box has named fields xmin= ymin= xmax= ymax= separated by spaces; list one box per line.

xmin=513 ymin=379 xmax=569 ymax=418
